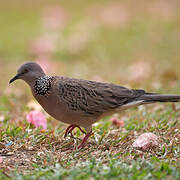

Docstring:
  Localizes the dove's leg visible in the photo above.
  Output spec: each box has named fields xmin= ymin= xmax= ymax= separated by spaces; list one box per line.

xmin=64 ymin=125 xmax=74 ymax=137
xmin=77 ymin=130 xmax=93 ymax=149
xmin=64 ymin=125 xmax=86 ymax=137
xmin=77 ymin=125 xmax=93 ymax=149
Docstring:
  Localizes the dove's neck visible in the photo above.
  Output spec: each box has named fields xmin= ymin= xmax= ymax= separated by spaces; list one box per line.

xmin=32 ymin=76 xmax=55 ymax=96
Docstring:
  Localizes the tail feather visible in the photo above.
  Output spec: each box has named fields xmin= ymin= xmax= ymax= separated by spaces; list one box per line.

xmin=139 ymin=93 xmax=180 ymax=103
xmin=117 ymin=92 xmax=180 ymax=111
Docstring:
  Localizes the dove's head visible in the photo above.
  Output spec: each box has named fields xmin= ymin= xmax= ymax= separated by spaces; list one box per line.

xmin=9 ymin=62 xmax=45 ymax=84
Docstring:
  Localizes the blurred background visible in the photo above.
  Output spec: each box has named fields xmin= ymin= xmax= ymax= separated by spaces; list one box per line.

xmin=0 ymin=0 xmax=180 ymax=103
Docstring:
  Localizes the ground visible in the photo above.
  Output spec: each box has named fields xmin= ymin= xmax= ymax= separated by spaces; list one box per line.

xmin=0 ymin=0 xmax=180 ymax=179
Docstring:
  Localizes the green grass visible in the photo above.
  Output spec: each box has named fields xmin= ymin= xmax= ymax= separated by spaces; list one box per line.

xmin=0 ymin=0 xmax=180 ymax=179
xmin=6 ymin=159 xmax=179 ymax=180
xmin=0 ymin=103 xmax=179 ymax=179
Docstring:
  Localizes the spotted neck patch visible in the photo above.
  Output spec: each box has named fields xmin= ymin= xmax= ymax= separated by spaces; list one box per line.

xmin=34 ymin=76 xmax=55 ymax=96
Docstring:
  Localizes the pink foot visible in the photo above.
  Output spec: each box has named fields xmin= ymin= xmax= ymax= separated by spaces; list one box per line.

xmin=77 ymin=130 xmax=92 ymax=149
xmin=64 ymin=125 xmax=74 ymax=137
xmin=64 ymin=125 xmax=86 ymax=138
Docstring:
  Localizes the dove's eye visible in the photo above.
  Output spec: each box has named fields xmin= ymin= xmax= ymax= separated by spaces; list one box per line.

xmin=22 ymin=69 xmax=28 ymax=75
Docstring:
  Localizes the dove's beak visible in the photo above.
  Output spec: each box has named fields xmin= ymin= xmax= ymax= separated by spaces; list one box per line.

xmin=9 ymin=74 xmax=19 ymax=84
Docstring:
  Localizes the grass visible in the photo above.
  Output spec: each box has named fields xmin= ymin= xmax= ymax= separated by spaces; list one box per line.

xmin=0 ymin=0 xmax=180 ymax=179
xmin=0 ymin=102 xmax=179 ymax=179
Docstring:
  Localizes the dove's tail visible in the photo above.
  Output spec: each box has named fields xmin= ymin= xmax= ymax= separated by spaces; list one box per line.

xmin=139 ymin=93 xmax=180 ymax=103
xmin=118 ymin=92 xmax=180 ymax=111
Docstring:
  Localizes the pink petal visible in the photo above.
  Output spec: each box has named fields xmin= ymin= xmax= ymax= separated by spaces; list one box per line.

xmin=128 ymin=61 xmax=152 ymax=82
xmin=133 ymin=133 xmax=158 ymax=150
xmin=42 ymin=6 xmax=68 ymax=29
xmin=111 ymin=117 xmax=124 ymax=127
xmin=26 ymin=113 xmax=33 ymax=124
xmin=0 ymin=156 xmax=3 ymax=163
xmin=30 ymin=35 xmax=56 ymax=57
xmin=0 ymin=115 xmax=5 ymax=122
xmin=90 ymin=3 xmax=130 ymax=28
xmin=26 ymin=110 xmax=47 ymax=130
xmin=35 ymin=57 xmax=57 ymax=74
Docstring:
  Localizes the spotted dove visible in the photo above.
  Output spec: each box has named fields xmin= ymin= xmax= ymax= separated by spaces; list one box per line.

xmin=9 ymin=62 xmax=180 ymax=148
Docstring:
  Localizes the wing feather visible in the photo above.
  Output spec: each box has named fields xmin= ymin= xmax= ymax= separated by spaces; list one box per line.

xmin=57 ymin=77 xmax=145 ymax=116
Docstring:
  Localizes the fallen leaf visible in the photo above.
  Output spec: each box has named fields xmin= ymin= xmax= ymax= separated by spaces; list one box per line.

xmin=26 ymin=110 xmax=47 ymax=130
xmin=40 ymin=129 xmax=46 ymax=133
xmin=133 ymin=132 xmax=158 ymax=150
xmin=0 ymin=142 xmax=5 ymax=149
